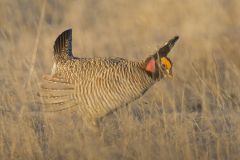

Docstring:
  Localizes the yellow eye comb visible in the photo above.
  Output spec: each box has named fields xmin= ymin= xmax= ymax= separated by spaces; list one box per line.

xmin=160 ymin=57 xmax=172 ymax=69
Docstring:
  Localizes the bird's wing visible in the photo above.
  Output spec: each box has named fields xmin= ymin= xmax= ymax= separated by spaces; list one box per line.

xmin=37 ymin=75 xmax=79 ymax=112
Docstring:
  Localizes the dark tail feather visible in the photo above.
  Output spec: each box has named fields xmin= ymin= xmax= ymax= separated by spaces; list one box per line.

xmin=53 ymin=29 xmax=73 ymax=61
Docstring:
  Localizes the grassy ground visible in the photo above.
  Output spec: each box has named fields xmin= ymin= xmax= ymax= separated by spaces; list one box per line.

xmin=0 ymin=0 xmax=240 ymax=159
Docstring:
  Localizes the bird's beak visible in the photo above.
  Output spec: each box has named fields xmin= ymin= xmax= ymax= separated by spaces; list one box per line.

xmin=167 ymin=70 xmax=173 ymax=78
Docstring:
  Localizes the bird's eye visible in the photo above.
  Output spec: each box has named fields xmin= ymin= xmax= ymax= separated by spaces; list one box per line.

xmin=162 ymin=64 xmax=166 ymax=68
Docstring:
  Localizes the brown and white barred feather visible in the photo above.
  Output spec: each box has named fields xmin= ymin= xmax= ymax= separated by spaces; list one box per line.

xmin=40 ymin=58 xmax=154 ymax=121
xmin=39 ymin=29 xmax=179 ymax=125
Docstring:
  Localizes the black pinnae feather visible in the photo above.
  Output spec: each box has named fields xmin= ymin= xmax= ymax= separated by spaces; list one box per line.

xmin=157 ymin=36 xmax=179 ymax=57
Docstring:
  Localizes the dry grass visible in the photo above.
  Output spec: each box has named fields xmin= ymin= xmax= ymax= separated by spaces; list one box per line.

xmin=0 ymin=0 xmax=240 ymax=159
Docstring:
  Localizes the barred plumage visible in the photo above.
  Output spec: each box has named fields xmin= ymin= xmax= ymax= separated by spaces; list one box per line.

xmin=39 ymin=29 xmax=179 ymax=124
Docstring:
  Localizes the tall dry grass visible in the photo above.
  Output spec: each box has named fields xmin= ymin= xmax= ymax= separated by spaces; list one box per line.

xmin=0 ymin=0 xmax=240 ymax=159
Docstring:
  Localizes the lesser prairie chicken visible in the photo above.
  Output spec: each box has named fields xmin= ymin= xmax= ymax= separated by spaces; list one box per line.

xmin=39 ymin=29 xmax=179 ymax=125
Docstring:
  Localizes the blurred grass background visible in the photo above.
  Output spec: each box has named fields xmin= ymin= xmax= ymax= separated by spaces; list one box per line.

xmin=0 ymin=0 xmax=240 ymax=159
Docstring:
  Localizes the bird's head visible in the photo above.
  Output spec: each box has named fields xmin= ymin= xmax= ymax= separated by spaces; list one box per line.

xmin=144 ymin=36 xmax=179 ymax=80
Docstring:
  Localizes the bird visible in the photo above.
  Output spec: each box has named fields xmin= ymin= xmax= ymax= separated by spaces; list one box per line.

xmin=39 ymin=29 xmax=179 ymax=125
